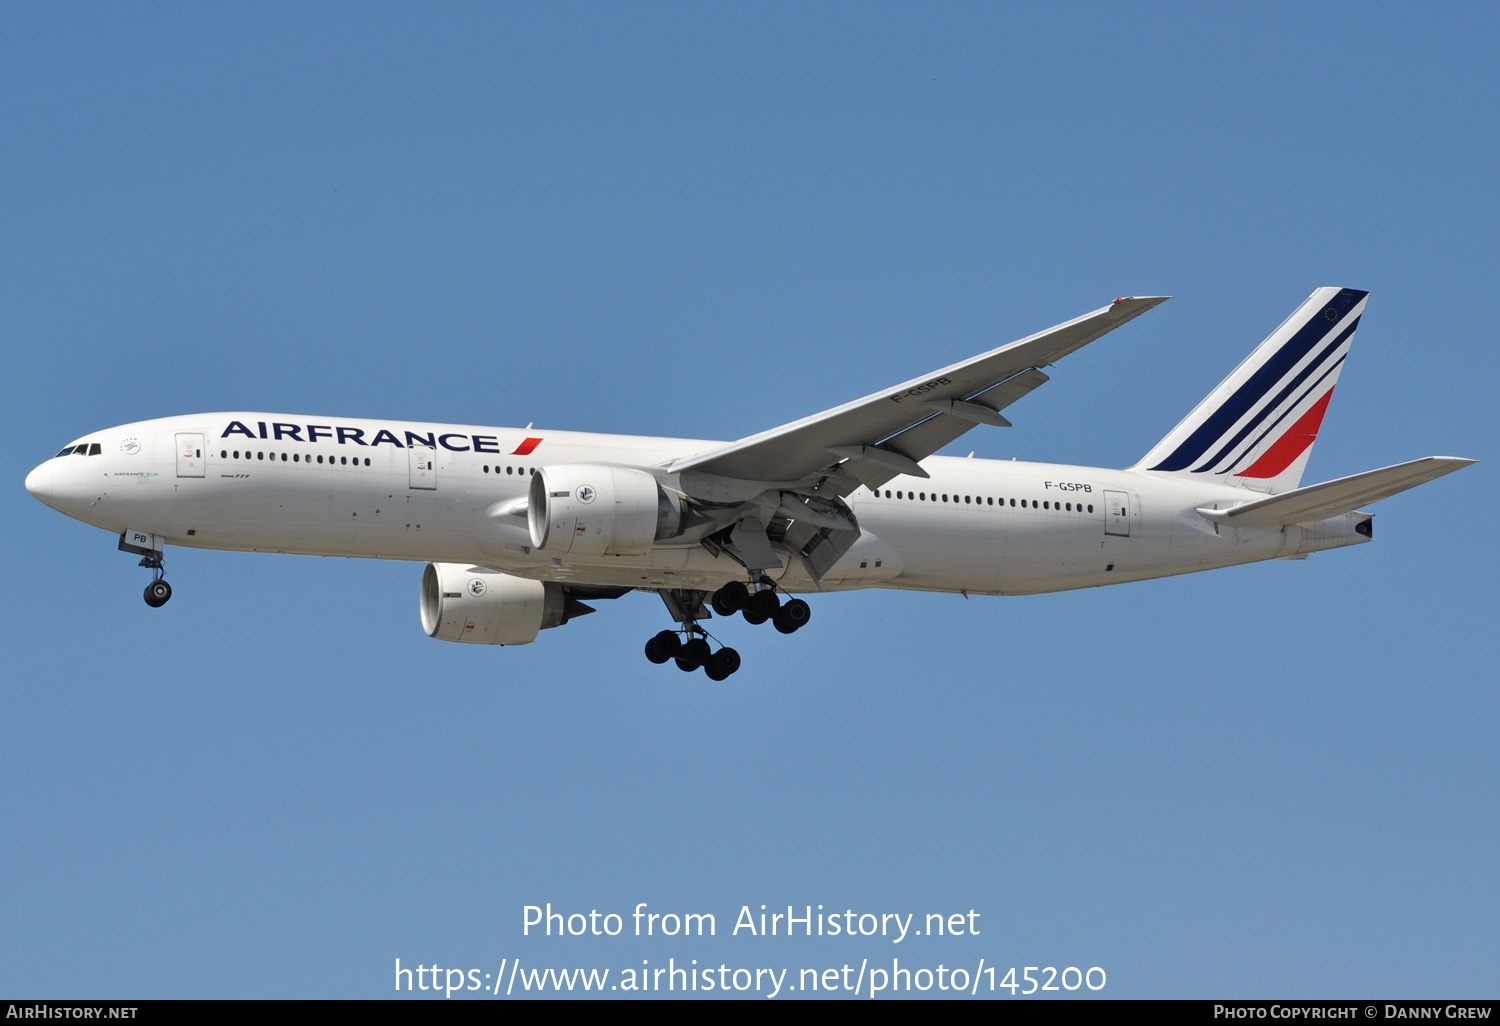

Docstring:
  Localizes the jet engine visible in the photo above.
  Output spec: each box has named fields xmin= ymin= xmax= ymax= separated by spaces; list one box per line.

xmin=527 ymin=464 xmax=683 ymax=557
xmin=420 ymin=563 xmax=586 ymax=645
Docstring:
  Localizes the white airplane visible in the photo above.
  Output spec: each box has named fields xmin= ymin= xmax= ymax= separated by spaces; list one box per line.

xmin=25 ymin=287 xmax=1474 ymax=679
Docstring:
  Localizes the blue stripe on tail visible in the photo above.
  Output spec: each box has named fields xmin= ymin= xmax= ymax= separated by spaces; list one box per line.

xmin=1148 ymin=288 xmax=1367 ymax=472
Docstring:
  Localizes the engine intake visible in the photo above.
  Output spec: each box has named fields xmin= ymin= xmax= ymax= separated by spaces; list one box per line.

xmin=528 ymin=464 xmax=682 ymax=557
xmin=420 ymin=563 xmax=581 ymax=645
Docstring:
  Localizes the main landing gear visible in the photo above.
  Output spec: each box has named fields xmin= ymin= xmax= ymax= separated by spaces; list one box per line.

xmin=709 ymin=579 xmax=811 ymax=635
xmin=643 ymin=579 xmax=812 ymax=680
xmin=644 ymin=629 xmax=742 ymax=681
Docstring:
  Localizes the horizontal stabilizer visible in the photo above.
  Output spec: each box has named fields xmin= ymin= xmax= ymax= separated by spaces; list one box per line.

xmin=1197 ymin=456 xmax=1476 ymax=527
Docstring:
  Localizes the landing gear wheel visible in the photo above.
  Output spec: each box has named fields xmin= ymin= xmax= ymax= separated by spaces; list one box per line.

xmin=143 ymin=579 xmax=172 ymax=608
xmin=774 ymin=598 xmax=811 ymax=634
xmin=705 ymin=647 xmax=741 ymax=680
xmin=645 ymin=630 xmax=681 ymax=664
xmin=675 ymin=637 xmax=711 ymax=672
xmin=712 ymin=581 xmax=750 ymax=616
xmin=744 ymin=589 xmax=779 ymax=624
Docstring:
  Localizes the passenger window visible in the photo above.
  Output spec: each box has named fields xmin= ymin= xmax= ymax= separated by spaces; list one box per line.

xmin=221 ymin=450 xmax=228 ymax=459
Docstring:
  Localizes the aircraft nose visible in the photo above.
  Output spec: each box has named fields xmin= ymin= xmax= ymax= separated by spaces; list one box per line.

xmin=25 ymin=463 xmax=53 ymax=506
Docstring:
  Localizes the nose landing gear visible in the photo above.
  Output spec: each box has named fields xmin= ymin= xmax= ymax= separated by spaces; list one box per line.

xmin=120 ymin=530 xmax=172 ymax=608
xmin=140 ymin=555 xmax=172 ymax=608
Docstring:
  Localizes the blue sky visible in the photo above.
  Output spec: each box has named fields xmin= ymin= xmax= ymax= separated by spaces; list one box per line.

xmin=4 ymin=3 xmax=1494 ymax=999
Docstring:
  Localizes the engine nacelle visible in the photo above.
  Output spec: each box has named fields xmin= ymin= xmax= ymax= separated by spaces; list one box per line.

xmin=528 ymin=464 xmax=682 ymax=557
xmin=420 ymin=563 xmax=571 ymax=645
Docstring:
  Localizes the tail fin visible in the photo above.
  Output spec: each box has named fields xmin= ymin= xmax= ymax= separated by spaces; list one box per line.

xmin=1133 ymin=286 xmax=1369 ymax=493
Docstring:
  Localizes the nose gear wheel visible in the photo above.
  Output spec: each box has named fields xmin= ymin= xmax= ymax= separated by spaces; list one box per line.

xmin=139 ymin=554 xmax=172 ymax=608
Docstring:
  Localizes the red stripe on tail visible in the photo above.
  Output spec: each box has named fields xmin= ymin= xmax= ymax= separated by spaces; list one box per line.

xmin=1234 ymin=389 xmax=1334 ymax=480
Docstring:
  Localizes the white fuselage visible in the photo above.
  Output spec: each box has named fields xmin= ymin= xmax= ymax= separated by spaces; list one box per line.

xmin=26 ymin=412 xmax=1370 ymax=598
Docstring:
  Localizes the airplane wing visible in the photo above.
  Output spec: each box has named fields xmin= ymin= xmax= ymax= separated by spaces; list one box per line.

xmin=669 ymin=296 xmax=1170 ymax=494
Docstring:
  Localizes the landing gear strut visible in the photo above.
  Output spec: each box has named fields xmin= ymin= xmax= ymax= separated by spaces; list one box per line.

xmin=140 ymin=555 xmax=172 ymax=608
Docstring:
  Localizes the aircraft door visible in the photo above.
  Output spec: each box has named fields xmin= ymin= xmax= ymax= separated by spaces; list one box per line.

xmin=175 ymin=432 xmax=205 ymax=478
xmin=409 ymin=446 xmax=437 ymax=490
xmin=1104 ymin=489 xmax=1132 ymax=537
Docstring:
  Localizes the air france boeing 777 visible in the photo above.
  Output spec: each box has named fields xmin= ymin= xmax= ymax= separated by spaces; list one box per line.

xmin=25 ymin=287 xmax=1474 ymax=679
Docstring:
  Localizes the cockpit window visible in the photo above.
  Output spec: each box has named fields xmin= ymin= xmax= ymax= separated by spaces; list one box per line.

xmin=54 ymin=443 xmax=101 ymax=457
xmin=88 ymin=443 xmax=101 ymax=456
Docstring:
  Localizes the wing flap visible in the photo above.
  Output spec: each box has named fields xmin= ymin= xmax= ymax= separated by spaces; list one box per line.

xmin=1197 ymin=456 xmax=1476 ymax=527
